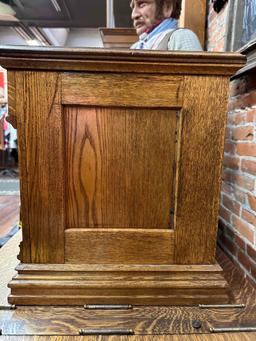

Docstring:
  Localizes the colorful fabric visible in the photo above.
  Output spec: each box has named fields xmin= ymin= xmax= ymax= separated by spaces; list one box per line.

xmin=132 ymin=18 xmax=178 ymax=50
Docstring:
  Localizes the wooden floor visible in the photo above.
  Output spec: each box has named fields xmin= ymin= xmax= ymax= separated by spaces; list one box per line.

xmin=0 ymin=195 xmax=20 ymax=238
xmin=0 ymin=206 xmax=255 ymax=340
xmin=0 ymin=334 xmax=256 ymax=341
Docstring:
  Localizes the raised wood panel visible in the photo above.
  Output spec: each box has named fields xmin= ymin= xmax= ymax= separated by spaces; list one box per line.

xmin=174 ymin=76 xmax=230 ymax=264
xmin=65 ymin=229 xmax=174 ymax=264
xmin=15 ymin=72 xmax=65 ymax=264
xmin=61 ymin=74 xmax=183 ymax=108
xmin=65 ymin=107 xmax=179 ymax=229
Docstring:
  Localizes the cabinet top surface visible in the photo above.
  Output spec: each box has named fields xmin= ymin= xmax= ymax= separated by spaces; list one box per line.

xmin=0 ymin=45 xmax=245 ymax=75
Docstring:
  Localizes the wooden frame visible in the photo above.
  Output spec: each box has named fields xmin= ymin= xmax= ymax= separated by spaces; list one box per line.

xmin=0 ymin=46 xmax=245 ymax=305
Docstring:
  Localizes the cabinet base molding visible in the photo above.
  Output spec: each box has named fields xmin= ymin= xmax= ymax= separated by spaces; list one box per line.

xmin=8 ymin=263 xmax=230 ymax=306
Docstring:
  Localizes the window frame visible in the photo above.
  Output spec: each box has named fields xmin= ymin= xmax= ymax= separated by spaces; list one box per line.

xmin=225 ymin=0 xmax=256 ymax=77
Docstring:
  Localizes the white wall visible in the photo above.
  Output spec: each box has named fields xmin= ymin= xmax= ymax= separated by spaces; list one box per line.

xmin=41 ymin=28 xmax=69 ymax=46
xmin=0 ymin=26 xmax=103 ymax=48
xmin=65 ymin=28 xmax=103 ymax=48
xmin=0 ymin=27 xmax=26 ymax=45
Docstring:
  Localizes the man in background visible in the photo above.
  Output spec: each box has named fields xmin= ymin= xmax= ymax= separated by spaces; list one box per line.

xmin=130 ymin=0 xmax=202 ymax=51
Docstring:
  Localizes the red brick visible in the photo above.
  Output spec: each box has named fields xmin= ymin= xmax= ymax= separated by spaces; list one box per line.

xmin=246 ymin=108 xmax=256 ymax=122
xmin=233 ymin=189 xmax=247 ymax=205
xmin=241 ymin=160 xmax=256 ymax=175
xmin=248 ymin=194 xmax=256 ymax=212
xmin=215 ymin=42 xmax=225 ymax=52
xmin=221 ymin=182 xmax=233 ymax=196
xmin=222 ymin=194 xmax=240 ymax=215
xmin=235 ymin=234 xmax=246 ymax=251
xmin=225 ymin=127 xmax=231 ymax=139
xmin=247 ymin=244 xmax=256 ymax=262
xmin=242 ymin=209 xmax=256 ymax=227
xmin=221 ymin=182 xmax=247 ymax=204
xmin=236 ymin=143 xmax=256 ymax=156
xmin=232 ymin=126 xmax=254 ymax=141
xmin=232 ymin=91 xmax=256 ymax=110
xmin=219 ymin=205 xmax=231 ymax=223
xmin=231 ymin=110 xmax=256 ymax=124
xmin=237 ymin=250 xmax=251 ymax=271
xmin=222 ymin=169 xmax=234 ymax=183
xmin=232 ymin=216 xmax=254 ymax=243
xmin=231 ymin=112 xmax=246 ymax=124
xmin=223 ymin=155 xmax=240 ymax=170
xmin=233 ymin=174 xmax=255 ymax=191
xmin=227 ymin=98 xmax=239 ymax=111
xmin=224 ymin=141 xmax=236 ymax=154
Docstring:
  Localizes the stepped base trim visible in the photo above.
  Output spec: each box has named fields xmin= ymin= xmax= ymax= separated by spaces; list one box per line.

xmin=8 ymin=262 xmax=230 ymax=306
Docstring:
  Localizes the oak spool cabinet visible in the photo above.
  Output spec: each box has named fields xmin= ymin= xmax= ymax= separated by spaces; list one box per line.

xmin=0 ymin=46 xmax=245 ymax=305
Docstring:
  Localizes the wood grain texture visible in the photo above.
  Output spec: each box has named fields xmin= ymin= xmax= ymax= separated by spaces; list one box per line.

xmin=8 ymin=262 xmax=228 ymax=305
xmin=0 ymin=46 xmax=245 ymax=76
xmin=4 ymin=48 xmax=246 ymax=306
xmin=1 ymin=335 xmax=256 ymax=340
xmin=6 ymin=70 xmax=17 ymax=129
xmin=1 ymin=235 xmax=255 ymax=336
xmin=65 ymin=106 xmax=178 ymax=229
xmin=15 ymin=72 xmax=65 ymax=263
xmin=62 ymin=74 xmax=183 ymax=107
xmin=174 ymin=76 xmax=230 ymax=264
xmin=65 ymin=229 xmax=174 ymax=264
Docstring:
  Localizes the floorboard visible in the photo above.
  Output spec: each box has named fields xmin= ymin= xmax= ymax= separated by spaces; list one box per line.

xmin=0 ymin=333 xmax=256 ymax=340
xmin=0 ymin=195 xmax=20 ymax=238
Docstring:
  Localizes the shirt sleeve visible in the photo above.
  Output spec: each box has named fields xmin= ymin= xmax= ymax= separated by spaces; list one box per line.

xmin=167 ymin=29 xmax=203 ymax=51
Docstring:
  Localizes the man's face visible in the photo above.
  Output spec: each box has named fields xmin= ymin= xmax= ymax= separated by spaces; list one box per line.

xmin=130 ymin=0 xmax=158 ymax=36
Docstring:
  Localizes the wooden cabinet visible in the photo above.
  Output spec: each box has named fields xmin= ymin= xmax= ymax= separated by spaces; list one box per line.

xmin=0 ymin=46 xmax=245 ymax=305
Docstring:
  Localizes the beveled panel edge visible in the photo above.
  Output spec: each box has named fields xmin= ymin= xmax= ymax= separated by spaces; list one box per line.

xmin=0 ymin=46 xmax=245 ymax=76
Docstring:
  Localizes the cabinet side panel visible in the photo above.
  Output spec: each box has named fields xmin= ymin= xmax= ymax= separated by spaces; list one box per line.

xmin=174 ymin=76 xmax=229 ymax=264
xmin=16 ymin=72 xmax=65 ymax=263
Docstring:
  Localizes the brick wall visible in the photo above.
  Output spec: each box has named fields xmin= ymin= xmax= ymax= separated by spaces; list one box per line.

xmin=206 ymin=0 xmax=229 ymax=51
xmin=218 ymin=74 xmax=256 ymax=284
xmin=207 ymin=1 xmax=256 ymax=284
